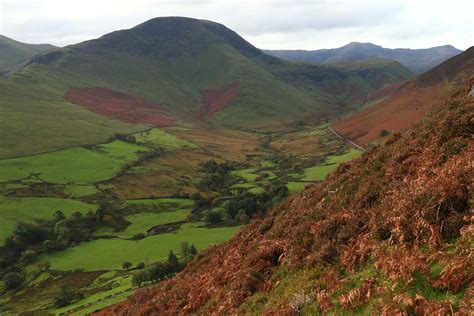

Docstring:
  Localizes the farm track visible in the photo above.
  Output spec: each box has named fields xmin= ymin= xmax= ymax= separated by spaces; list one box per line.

xmin=328 ymin=124 xmax=365 ymax=152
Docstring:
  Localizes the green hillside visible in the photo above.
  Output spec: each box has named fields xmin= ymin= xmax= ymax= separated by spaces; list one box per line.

xmin=0 ymin=35 xmax=56 ymax=71
xmin=0 ymin=18 xmax=413 ymax=158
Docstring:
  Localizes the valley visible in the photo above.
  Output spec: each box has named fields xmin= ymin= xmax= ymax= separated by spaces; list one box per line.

xmin=0 ymin=14 xmax=471 ymax=316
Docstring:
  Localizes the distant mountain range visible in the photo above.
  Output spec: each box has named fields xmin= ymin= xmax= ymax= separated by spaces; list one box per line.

xmin=0 ymin=35 xmax=56 ymax=71
xmin=265 ymin=42 xmax=462 ymax=73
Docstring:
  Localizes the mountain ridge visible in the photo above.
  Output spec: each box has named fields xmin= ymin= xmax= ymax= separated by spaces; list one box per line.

xmin=0 ymin=35 xmax=56 ymax=71
xmin=265 ymin=42 xmax=462 ymax=73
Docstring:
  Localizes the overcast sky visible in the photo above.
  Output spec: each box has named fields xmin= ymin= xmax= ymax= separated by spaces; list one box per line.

xmin=0 ymin=0 xmax=472 ymax=50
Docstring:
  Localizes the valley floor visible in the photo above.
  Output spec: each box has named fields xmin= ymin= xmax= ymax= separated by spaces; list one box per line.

xmin=0 ymin=119 xmax=361 ymax=314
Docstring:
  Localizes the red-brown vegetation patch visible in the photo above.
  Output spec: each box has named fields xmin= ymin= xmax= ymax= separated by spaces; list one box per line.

xmin=95 ymin=83 xmax=473 ymax=314
xmin=65 ymin=88 xmax=174 ymax=126
xmin=197 ymin=82 xmax=240 ymax=119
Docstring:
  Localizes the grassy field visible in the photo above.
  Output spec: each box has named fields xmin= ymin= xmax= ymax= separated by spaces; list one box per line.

xmin=134 ymin=128 xmax=197 ymax=150
xmin=0 ymin=140 xmax=150 ymax=184
xmin=231 ymin=168 xmax=259 ymax=182
xmin=95 ymin=210 xmax=191 ymax=238
xmin=286 ymin=182 xmax=312 ymax=194
xmin=37 ymin=223 xmax=241 ymax=271
xmin=302 ymin=148 xmax=362 ymax=181
xmin=0 ymin=196 xmax=97 ymax=244
xmin=126 ymin=198 xmax=194 ymax=208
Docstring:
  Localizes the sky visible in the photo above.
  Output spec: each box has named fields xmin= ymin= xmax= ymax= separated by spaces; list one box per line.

xmin=0 ymin=0 xmax=472 ymax=50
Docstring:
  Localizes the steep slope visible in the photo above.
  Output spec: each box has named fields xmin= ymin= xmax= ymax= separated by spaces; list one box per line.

xmin=0 ymin=35 xmax=56 ymax=71
xmin=266 ymin=42 xmax=462 ymax=73
xmin=333 ymin=47 xmax=474 ymax=144
xmin=97 ymin=81 xmax=473 ymax=315
xmin=0 ymin=17 xmax=412 ymax=158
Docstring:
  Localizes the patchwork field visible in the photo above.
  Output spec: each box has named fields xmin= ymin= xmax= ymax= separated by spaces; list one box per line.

xmin=37 ymin=223 xmax=241 ymax=271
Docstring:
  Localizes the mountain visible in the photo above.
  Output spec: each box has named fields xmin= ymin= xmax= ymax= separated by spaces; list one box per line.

xmin=0 ymin=17 xmax=412 ymax=158
xmin=265 ymin=42 xmax=462 ymax=73
xmin=96 ymin=78 xmax=473 ymax=315
xmin=333 ymin=46 xmax=474 ymax=144
xmin=0 ymin=35 xmax=56 ymax=71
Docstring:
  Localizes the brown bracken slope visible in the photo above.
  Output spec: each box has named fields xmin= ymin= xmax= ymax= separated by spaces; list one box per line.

xmin=95 ymin=77 xmax=473 ymax=314
xmin=197 ymin=82 xmax=240 ymax=120
xmin=333 ymin=47 xmax=474 ymax=144
xmin=65 ymin=88 xmax=174 ymax=126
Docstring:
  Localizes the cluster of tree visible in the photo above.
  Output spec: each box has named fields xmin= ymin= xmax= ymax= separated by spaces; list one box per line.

xmin=205 ymin=182 xmax=289 ymax=225
xmin=0 ymin=207 xmax=127 ymax=270
xmin=132 ymin=243 xmax=197 ymax=288
xmin=198 ymin=160 xmax=238 ymax=193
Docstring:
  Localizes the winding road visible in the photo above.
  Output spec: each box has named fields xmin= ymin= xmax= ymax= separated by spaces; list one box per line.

xmin=328 ymin=124 xmax=366 ymax=152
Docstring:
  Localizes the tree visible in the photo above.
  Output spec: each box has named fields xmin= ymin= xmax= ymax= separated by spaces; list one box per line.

xmin=122 ymin=261 xmax=133 ymax=271
xmin=53 ymin=211 xmax=65 ymax=222
xmin=205 ymin=210 xmax=222 ymax=225
xmin=136 ymin=262 xmax=145 ymax=270
xmin=20 ymin=249 xmax=37 ymax=264
xmin=167 ymin=250 xmax=179 ymax=271
xmin=3 ymin=272 xmax=24 ymax=290
xmin=189 ymin=244 xmax=198 ymax=257
xmin=37 ymin=260 xmax=51 ymax=271
xmin=132 ymin=270 xmax=147 ymax=287
xmin=380 ymin=129 xmax=390 ymax=137
xmin=54 ymin=285 xmax=75 ymax=307
xmin=180 ymin=241 xmax=190 ymax=261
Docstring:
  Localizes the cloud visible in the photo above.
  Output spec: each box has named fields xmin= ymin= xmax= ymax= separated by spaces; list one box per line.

xmin=0 ymin=0 xmax=472 ymax=50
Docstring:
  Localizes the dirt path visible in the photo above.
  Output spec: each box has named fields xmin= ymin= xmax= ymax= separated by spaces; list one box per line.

xmin=328 ymin=124 xmax=366 ymax=152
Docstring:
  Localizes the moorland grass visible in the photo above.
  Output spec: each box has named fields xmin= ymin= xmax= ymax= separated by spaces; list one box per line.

xmin=38 ymin=223 xmax=241 ymax=271
xmin=0 ymin=196 xmax=97 ymax=244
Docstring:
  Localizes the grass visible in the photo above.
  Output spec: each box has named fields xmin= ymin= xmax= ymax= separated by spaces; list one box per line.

xmin=286 ymin=182 xmax=312 ymax=194
xmin=302 ymin=149 xmax=362 ymax=181
xmin=231 ymin=168 xmax=259 ymax=182
xmin=126 ymin=198 xmax=195 ymax=210
xmin=37 ymin=223 xmax=241 ymax=271
xmin=0 ymin=196 xmax=97 ymax=244
xmin=134 ymin=128 xmax=197 ymax=150
xmin=0 ymin=140 xmax=150 ymax=184
xmin=63 ymin=185 xmax=98 ymax=198
xmin=94 ymin=210 xmax=191 ymax=238
xmin=51 ymin=273 xmax=133 ymax=316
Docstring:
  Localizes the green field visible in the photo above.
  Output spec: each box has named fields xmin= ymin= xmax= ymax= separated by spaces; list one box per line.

xmin=302 ymin=149 xmax=362 ymax=181
xmin=37 ymin=223 xmax=241 ymax=271
xmin=95 ymin=210 xmax=191 ymax=238
xmin=126 ymin=198 xmax=194 ymax=208
xmin=134 ymin=128 xmax=197 ymax=150
xmin=0 ymin=140 xmax=150 ymax=184
xmin=231 ymin=168 xmax=259 ymax=181
xmin=286 ymin=182 xmax=312 ymax=194
xmin=0 ymin=196 xmax=97 ymax=244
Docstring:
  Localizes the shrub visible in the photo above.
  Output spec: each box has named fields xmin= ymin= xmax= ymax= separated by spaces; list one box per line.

xmin=136 ymin=262 xmax=145 ymax=270
xmin=3 ymin=272 xmax=24 ymax=290
xmin=122 ymin=261 xmax=133 ymax=270
xmin=54 ymin=285 xmax=75 ymax=307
